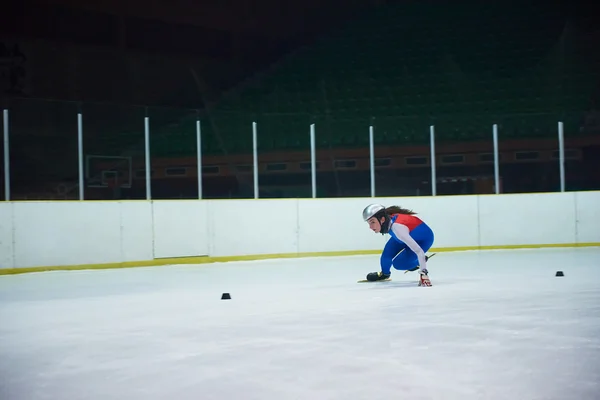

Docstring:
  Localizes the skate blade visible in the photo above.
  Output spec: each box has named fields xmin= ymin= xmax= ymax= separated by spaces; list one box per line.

xmin=357 ymin=278 xmax=392 ymax=283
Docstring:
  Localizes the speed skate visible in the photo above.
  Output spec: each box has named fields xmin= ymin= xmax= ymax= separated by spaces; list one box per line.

xmin=358 ymin=253 xmax=436 ymax=285
xmin=356 ymin=276 xmax=432 ymax=286
xmin=357 ymin=278 xmax=392 ymax=283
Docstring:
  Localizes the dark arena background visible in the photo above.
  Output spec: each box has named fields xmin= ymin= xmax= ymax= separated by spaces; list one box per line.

xmin=1 ymin=0 xmax=599 ymax=201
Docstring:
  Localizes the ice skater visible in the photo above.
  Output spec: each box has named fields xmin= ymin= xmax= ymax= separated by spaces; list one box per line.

xmin=362 ymin=203 xmax=435 ymax=286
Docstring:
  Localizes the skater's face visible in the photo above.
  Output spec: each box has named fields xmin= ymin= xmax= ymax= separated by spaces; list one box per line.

xmin=367 ymin=217 xmax=385 ymax=233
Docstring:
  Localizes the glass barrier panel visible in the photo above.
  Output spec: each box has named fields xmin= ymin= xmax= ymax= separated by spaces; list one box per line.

xmin=81 ymin=102 xmax=146 ymax=200
xmin=6 ymin=98 xmax=79 ymax=200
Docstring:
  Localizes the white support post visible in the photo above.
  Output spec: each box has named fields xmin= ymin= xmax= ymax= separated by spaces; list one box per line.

xmin=493 ymin=123 xmax=500 ymax=194
xmin=558 ymin=121 xmax=565 ymax=192
xmin=252 ymin=121 xmax=259 ymax=199
xmin=369 ymin=125 xmax=375 ymax=197
xmin=430 ymin=125 xmax=436 ymax=196
xmin=77 ymin=112 xmax=84 ymax=200
xmin=3 ymin=109 xmax=9 ymax=201
xmin=310 ymin=123 xmax=316 ymax=198
xmin=144 ymin=116 xmax=151 ymax=200
xmin=196 ymin=119 xmax=202 ymax=199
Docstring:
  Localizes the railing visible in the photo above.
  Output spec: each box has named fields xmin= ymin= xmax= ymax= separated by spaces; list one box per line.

xmin=1 ymin=97 xmax=599 ymax=201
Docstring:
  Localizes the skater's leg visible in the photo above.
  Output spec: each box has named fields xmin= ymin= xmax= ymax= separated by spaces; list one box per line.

xmin=392 ymin=249 xmax=419 ymax=271
xmin=380 ymin=238 xmax=406 ymax=275
xmin=412 ymin=223 xmax=435 ymax=254
xmin=367 ymin=239 xmax=405 ymax=281
xmin=392 ymin=223 xmax=435 ymax=271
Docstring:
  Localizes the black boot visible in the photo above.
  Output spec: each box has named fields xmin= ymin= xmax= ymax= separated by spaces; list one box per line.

xmin=366 ymin=271 xmax=391 ymax=281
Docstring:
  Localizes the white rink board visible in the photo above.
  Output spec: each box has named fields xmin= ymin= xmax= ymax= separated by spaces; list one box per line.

xmin=152 ymin=200 xmax=209 ymax=258
xmin=0 ymin=203 xmax=14 ymax=269
xmin=12 ymin=201 xmax=123 ymax=268
xmin=478 ymin=192 xmax=577 ymax=246
xmin=295 ymin=196 xmax=480 ymax=253
xmin=209 ymin=200 xmax=299 ymax=257
xmin=575 ymin=191 xmax=600 ymax=244
xmin=120 ymin=201 xmax=154 ymax=262
xmin=1 ymin=191 xmax=599 ymax=269
xmin=403 ymin=195 xmax=480 ymax=248
xmin=297 ymin=198 xmax=387 ymax=253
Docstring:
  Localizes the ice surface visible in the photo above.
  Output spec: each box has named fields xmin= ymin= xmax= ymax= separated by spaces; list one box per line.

xmin=1 ymin=247 xmax=600 ymax=400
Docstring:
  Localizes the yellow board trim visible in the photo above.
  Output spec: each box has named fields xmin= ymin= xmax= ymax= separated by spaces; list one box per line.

xmin=1 ymin=242 xmax=599 ymax=276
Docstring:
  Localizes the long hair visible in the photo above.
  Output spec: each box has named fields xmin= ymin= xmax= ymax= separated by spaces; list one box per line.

xmin=384 ymin=205 xmax=416 ymax=215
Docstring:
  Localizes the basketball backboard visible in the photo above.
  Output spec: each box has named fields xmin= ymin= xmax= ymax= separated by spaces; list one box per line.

xmin=85 ymin=155 xmax=132 ymax=188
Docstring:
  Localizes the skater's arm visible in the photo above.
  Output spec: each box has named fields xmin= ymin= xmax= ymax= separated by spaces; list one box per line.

xmin=391 ymin=223 xmax=427 ymax=270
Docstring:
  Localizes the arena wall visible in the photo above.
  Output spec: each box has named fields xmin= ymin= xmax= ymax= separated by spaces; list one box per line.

xmin=0 ymin=191 xmax=599 ymax=273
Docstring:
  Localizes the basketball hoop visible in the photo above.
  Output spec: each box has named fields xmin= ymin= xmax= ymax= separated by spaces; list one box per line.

xmin=102 ymin=173 xmax=121 ymax=199
xmin=86 ymin=155 xmax=132 ymax=189
xmin=102 ymin=171 xmax=119 ymax=190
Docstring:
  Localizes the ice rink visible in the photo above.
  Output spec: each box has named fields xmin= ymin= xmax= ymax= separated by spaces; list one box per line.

xmin=1 ymin=247 xmax=599 ymax=400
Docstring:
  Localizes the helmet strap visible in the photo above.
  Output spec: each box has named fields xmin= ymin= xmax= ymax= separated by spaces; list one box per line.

xmin=375 ymin=212 xmax=391 ymax=235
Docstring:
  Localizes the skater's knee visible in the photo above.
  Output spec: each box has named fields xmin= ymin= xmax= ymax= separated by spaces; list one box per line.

xmin=393 ymin=257 xmax=418 ymax=271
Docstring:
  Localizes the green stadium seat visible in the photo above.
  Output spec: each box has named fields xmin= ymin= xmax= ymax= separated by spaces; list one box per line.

xmin=135 ymin=1 xmax=596 ymax=157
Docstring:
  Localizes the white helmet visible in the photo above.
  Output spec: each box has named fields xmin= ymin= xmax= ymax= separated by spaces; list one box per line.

xmin=362 ymin=203 xmax=385 ymax=221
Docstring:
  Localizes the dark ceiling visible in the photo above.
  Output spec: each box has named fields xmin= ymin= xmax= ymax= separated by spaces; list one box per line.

xmin=1 ymin=0 xmax=384 ymax=69
xmin=0 ymin=0 xmax=385 ymax=106
xmin=45 ymin=0 xmax=380 ymax=34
